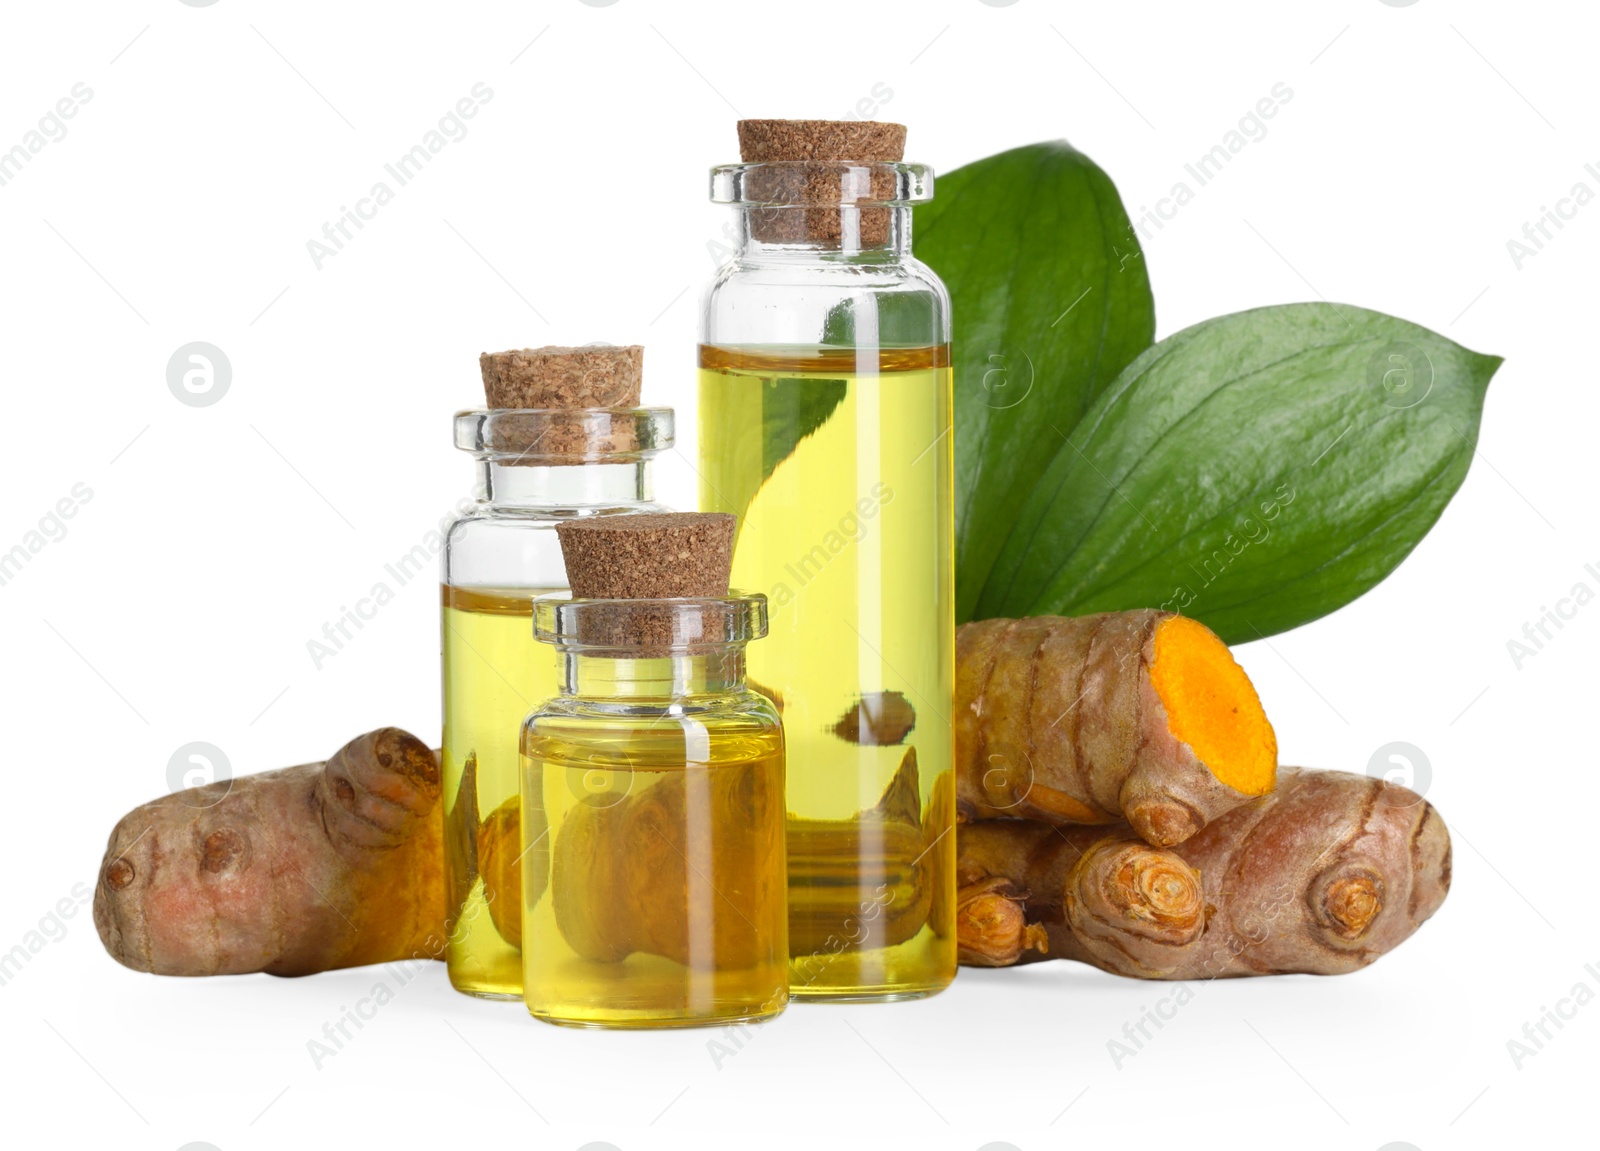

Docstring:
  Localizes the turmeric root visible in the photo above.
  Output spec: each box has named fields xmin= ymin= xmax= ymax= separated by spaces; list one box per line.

xmin=923 ymin=768 xmax=956 ymax=941
xmin=444 ymin=752 xmax=480 ymax=933
xmin=550 ymin=756 xmax=786 ymax=968
xmin=956 ymin=611 xmax=1277 ymax=846
xmin=955 ymin=767 xmax=1450 ymax=978
xmin=955 ymin=877 xmax=1047 ymax=966
xmin=95 ymin=729 xmax=446 ymax=976
xmin=450 ymin=753 xmax=548 ymax=952
xmin=474 ymin=753 xmax=924 ymax=967
xmin=786 ymin=747 xmax=934 ymax=957
xmin=831 ymin=691 xmax=917 ymax=745
xmin=478 ymin=796 xmax=526 ymax=948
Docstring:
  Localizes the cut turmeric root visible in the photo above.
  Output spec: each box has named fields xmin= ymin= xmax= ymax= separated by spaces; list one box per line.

xmin=956 ymin=611 xmax=1277 ymax=846
xmin=955 ymin=767 xmax=1451 ymax=978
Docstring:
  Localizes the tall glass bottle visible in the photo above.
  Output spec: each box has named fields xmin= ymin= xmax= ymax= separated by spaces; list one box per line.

xmin=442 ymin=407 xmax=673 ymax=998
xmin=697 ymin=130 xmax=956 ymax=999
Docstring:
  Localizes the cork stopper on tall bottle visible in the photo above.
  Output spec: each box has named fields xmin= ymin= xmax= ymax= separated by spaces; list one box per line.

xmin=475 ymin=344 xmax=644 ymax=461
xmin=735 ymin=119 xmax=907 ymax=246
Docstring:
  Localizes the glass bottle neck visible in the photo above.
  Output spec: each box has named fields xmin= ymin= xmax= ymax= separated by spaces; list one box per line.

xmin=560 ymin=649 xmax=747 ymax=700
xmin=479 ymin=459 xmax=652 ymax=510
xmin=729 ymin=204 xmax=912 ymax=261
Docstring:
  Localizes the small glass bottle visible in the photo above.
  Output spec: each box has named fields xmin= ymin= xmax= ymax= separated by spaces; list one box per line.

xmin=521 ymin=593 xmax=788 ymax=1028
xmin=442 ymin=407 xmax=673 ymax=999
xmin=698 ymin=123 xmax=956 ymax=1000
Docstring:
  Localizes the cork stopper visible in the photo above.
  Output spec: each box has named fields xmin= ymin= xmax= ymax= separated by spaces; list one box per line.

xmin=737 ymin=120 xmax=906 ymax=164
xmin=479 ymin=345 xmax=643 ymax=410
xmin=477 ymin=345 xmax=644 ymax=461
xmin=551 ymin=513 xmax=743 ymax=652
xmin=556 ymin=513 xmax=734 ymax=599
xmin=735 ymin=120 xmax=907 ymax=247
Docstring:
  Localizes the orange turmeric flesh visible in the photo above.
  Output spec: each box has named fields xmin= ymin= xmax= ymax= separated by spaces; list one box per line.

xmin=955 ymin=610 xmax=1279 ymax=846
xmin=1149 ymin=614 xmax=1276 ymax=798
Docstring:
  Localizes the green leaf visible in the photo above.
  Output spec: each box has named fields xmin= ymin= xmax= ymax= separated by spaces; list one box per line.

xmin=977 ymin=303 xmax=1500 ymax=644
xmin=762 ymin=376 xmax=847 ymax=481
xmin=698 ymin=366 xmax=847 ymax=528
xmin=916 ymin=142 xmax=1156 ymax=622
xmin=701 ymin=300 xmax=853 ymax=527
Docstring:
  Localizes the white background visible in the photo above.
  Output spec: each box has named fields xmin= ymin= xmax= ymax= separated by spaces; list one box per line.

xmin=0 ymin=1 xmax=1592 ymax=1148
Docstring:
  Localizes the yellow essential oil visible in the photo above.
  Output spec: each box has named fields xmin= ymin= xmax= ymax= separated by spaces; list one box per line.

xmin=521 ymin=595 xmax=788 ymax=1029
xmin=441 ymin=584 xmax=561 ymax=998
xmin=442 ymin=404 xmax=676 ymax=1001
xmin=697 ymin=343 xmax=956 ymax=999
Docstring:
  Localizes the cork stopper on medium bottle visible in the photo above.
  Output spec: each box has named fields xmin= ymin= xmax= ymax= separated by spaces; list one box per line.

xmin=479 ymin=344 xmax=644 ymax=410
xmin=476 ymin=344 xmax=645 ymax=462
xmin=737 ymin=120 xmax=906 ymax=164
xmin=735 ymin=120 xmax=908 ymax=247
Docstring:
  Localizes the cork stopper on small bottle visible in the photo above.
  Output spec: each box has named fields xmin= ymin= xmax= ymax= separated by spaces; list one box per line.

xmin=736 ymin=119 xmax=907 ymax=247
xmin=553 ymin=513 xmax=740 ymax=650
xmin=556 ymin=513 xmax=734 ymax=599
xmin=479 ymin=344 xmax=643 ymax=410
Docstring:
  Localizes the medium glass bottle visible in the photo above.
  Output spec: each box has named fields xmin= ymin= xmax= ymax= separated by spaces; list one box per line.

xmin=442 ymin=407 xmax=673 ymax=998
xmin=697 ymin=126 xmax=956 ymax=999
xmin=521 ymin=593 xmax=788 ymax=1028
